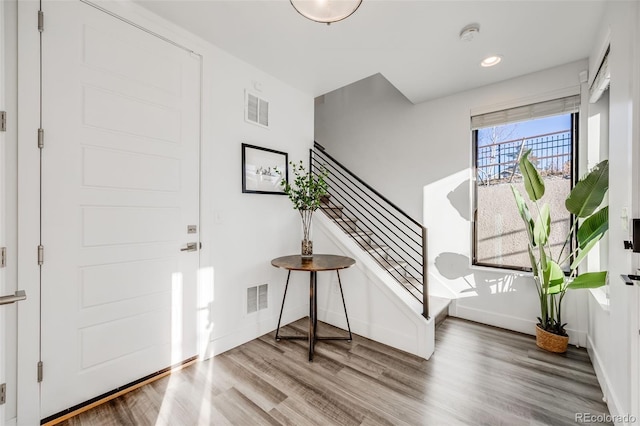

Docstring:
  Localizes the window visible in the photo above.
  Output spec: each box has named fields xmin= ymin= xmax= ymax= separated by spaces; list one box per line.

xmin=472 ymin=96 xmax=579 ymax=271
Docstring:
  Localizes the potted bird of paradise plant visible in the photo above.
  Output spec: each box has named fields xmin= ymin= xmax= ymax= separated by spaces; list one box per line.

xmin=512 ymin=150 xmax=609 ymax=353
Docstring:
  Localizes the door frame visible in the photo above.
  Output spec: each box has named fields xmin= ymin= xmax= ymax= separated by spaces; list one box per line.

xmin=16 ymin=0 xmax=209 ymax=422
xmin=631 ymin=3 xmax=640 ymax=422
xmin=0 ymin=0 xmax=7 ymax=421
xmin=16 ymin=0 xmax=42 ymax=422
xmin=2 ymin=1 xmax=19 ymax=424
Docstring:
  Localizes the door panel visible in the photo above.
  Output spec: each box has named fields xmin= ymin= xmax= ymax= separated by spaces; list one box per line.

xmin=40 ymin=1 xmax=200 ymax=417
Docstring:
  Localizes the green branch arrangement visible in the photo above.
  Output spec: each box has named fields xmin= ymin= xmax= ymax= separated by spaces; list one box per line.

xmin=512 ymin=150 xmax=609 ymax=336
xmin=276 ymin=161 xmax=328 ymax=256
xmin=276 ymin=160 xmax=328 ymax=213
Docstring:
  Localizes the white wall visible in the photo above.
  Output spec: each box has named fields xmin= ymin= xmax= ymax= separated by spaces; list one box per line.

xmin=585 ymin=2 xmax=640 ymax=423
xmin=316 ymin=60 xmax=590 ymax=344
xmin=202 ymin=45 xmax=315 ymax=357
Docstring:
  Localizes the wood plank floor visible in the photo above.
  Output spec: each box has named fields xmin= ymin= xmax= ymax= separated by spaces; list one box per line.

xmin=59 ymin=318 xmax=612 ymax=425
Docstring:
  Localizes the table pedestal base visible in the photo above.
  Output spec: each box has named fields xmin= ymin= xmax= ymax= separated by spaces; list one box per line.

xmin=275 ymin=269 xmax=352 ymax=361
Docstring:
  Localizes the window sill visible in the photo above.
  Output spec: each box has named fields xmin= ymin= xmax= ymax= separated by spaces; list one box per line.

xmin=469 ymin=263 xmax=533 ymax=277
xmin=588 ymin=287 xmax=610 ymax=312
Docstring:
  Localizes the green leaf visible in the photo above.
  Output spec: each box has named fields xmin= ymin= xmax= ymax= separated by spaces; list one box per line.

xmin=570 ymin=238 xmax=600 ymax=270
xmin=528 ymin=245 xmax=538 ymax=276
xmin=566 ymin=160 xmax=609 ymax=218
xmin=568 ymin=271 xmax=608 ymax=289
xmin=520 ymin=149 xmax=545 ymax=201
xmin=534 ymin=203 xmax=551 ymax=246
xmin=542 ymin=260 xmax=565 ymax=294
xmin=278 ymin=160 xmax=329 ymax=211
xmin=539 ymin=242 xmax=547 ymax=273
xmin=511 ymin=186 xmax=535 ymax=245
xmin=577 ymin=206 xmax=608 ymax=250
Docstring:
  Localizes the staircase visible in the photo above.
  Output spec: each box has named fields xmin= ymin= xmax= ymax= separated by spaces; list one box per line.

xmin=320 ymin=196 xmax=419 ymax=296
xmin=311 ymin=143 xmax=451 ymax=325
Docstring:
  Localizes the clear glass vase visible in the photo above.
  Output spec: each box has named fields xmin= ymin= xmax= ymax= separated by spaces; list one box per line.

xmin=300 ymin=209 xmax=313 ymax=259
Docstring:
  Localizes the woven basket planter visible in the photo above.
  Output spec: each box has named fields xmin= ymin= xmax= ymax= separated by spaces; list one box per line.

xmin=535 ymin=325 xmax=569 ymax=353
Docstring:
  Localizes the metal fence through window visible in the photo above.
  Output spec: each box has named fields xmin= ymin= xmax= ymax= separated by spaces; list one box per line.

xmin=476 ymin=129 xmax=572 ymax=185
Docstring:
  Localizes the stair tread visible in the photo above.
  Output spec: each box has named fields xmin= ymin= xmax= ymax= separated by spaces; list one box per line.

xmin=374 ymin=255 xmax=407 ymax=267
xmin=366 ymin=245 xmax=388 ymax=254
xmin=334 ymin=217 xmax=357 ymax=223
xmin=348 ymin=230 xmax=372 ymax=237
xmin=373 ymin=256 xmax=408 ymax=272
xmin=321 ymin=191 xmax=446 ymax=315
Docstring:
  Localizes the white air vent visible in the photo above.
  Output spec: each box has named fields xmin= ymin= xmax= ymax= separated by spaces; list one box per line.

xmin=247 ymin=284 xmax=268 ymax=314
xmin=245 ymin=90 xmax=269 ymax=128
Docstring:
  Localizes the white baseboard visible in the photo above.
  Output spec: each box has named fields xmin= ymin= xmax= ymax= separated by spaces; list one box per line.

xmin=5 ymin=417 xmax=16 ymax=426
xmin=451 ymin=301 xmax=587 ymax=346
xmin=204 ymin=305 xmax=307 ymax=359
xmin=587 ymin=335 xmax=628 ymax=426
xmin=318 ymin=307 xmax=433 ymax=359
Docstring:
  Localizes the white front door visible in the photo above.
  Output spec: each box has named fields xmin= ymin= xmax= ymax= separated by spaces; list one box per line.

xmin=39 ymin=0 xmax=201 ymax=418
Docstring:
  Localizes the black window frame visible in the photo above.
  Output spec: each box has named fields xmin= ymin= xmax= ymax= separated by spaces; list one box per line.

xmin=471 ymin=112 xmax=579 ymax=272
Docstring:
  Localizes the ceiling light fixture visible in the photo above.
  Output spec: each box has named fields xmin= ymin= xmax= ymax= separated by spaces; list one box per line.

xmin=290 ymin=0 xmax=363 ymax=25
xmin=481 ymin=55 xmax=502 ymax=67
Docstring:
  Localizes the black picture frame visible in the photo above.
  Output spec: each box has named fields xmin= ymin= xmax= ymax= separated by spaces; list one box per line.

xmin=241 ymin=143 xmax=288 ymax=195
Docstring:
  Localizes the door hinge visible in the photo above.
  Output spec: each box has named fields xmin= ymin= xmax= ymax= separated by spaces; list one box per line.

xmin=37 ymin=245 xmax=44 ymax=265
xmin=38 ymin=128 xmax=44 ymax=149
xmin=38 ymin=10 xmax=44 ymax=32
xmin=0 ymin=383 xmax=6 ymax=405
xmin=0 ymin=247 xmax=6 ymax=268
xmin=37 ymin=361 xmax=43 ymax=383
xmin=0 ymin=111 xmax=6 ymax=132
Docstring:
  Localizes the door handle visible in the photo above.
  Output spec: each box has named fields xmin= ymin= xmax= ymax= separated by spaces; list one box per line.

xmin=0 ymin=290 xmax=27 ymax=306
xmin=180 ymin=242 xmax=198 ymax=252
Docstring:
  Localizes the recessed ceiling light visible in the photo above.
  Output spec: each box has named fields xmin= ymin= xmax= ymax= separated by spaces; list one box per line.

xmin=481 ymin=55 xmax=502 ymax=67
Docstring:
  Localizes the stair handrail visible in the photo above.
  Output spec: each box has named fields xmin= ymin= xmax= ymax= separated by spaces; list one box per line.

xmin=312 ymin=142 xmax=429 ymax=319
xmin=314 ymin=142 xmax=422 ymax=229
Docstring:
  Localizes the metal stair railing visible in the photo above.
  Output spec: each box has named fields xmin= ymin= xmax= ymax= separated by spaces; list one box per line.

xmin=311 ymin=142 xmax=429 ymax=319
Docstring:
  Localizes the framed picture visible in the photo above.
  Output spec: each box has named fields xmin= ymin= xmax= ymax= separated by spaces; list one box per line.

xmin=242 ymin=143 xmax=288 ymax=194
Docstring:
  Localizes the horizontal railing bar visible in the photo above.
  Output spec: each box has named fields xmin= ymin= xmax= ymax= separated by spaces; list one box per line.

xmin=314 ymin=142 xmax=423 ymax=229
xmin=314 ymin=168 xmax=419 ymax=251
xmin=325 ymin=208 xmax=425 ymax=284
xmin=326 ymin=168 xmax=419 ymax=256
xmin=312 ymin=144 xmax=427 ymax=310
xmin=328 ymin=213 xmax=422 ymax=296
xmin=314 ymin=153 xmax=422 ymax=241
xmin=318 ymin=169 xmax=418 ymax=243
xmin=321 ymin=177 xmax=424 ymax=272
xmin=316 ymin=164 xmax=420 ymax=241
xmin=477 ymin=154 xmax=571 ymax=169
xmin=316 ymin=181 xmax=421 ymax=272
xmin=314 ymin=156 xmax=425 ymax=275
xmin=477 ymin=129 xmax=570 ymax=148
